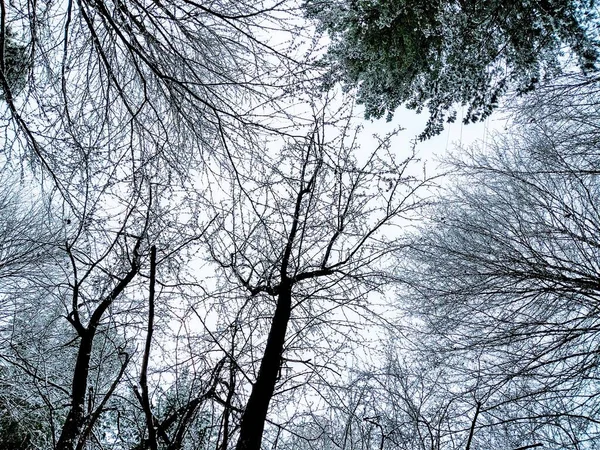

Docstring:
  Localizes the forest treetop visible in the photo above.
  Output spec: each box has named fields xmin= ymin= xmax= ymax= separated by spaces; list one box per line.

xmin=305 ymin=0 xmax=600 ymax=138
xmin=1 ymin=2 xmax=600 ymax=450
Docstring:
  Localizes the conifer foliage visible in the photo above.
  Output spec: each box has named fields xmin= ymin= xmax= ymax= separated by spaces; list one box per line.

xmin=305 ymin=0 xmax=599 ymax=138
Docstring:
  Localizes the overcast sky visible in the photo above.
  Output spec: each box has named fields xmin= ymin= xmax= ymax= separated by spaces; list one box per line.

xmin=358 ymin=104 xmax=508 ymax=175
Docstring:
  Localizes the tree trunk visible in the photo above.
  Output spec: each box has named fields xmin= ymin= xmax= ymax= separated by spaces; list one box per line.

xmin=140 ymin=246 xmax=158 ymax=450
xmin=235 ymin=285 xmax=292 ymax=450
xmin=56 ymin=331 xmax=94 ymax=450
xmin=57 ymin=259 xmax=139 ymax=450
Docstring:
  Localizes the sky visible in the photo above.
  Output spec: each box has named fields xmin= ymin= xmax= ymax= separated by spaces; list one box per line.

xmin=358 ymin=104 xmax=508 ymax=175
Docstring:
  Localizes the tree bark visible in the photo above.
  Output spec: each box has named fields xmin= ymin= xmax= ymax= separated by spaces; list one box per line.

xmin=464 ymin=401 xmax=481 ymax=450
xmin=56 ymin=331 xmax=94 ymax=450
xmin=57 ymin=257 xmax=139 ymax=450
xmin=140 ymin=246 xmax=158 ymax=450
xmin=235 ymin=284 xmax=292 ymax=450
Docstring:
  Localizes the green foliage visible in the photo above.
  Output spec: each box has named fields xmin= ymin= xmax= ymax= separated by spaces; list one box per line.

xmin=0 ymin=416 xmax=31 ymax=450
xmin=0 ymin=394 xmax=41 ymax=450
xmin=305 ymin=0 xmax=600 ymax=138
xmin=0 ymin=28 xmax=29 ymax=100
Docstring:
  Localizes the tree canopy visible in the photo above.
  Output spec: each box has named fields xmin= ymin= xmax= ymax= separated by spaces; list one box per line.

xmin=1 ymin=1 xmax=600 ymax=450
xmin=400 ymin=77 xmax=600 ymax=448
xmin=305 ymin=0 xmax=600 ymax=138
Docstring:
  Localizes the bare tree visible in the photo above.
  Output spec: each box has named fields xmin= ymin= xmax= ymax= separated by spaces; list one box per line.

xmin=0 ymin=0 xmax=315 ymax=195
xmin=0 ymin=164 xmax=60 ymax=282
xmin=0 ymin=164 xmax=64 ymax=449
xmin=0 ymin=5 xmax=324 ymax=446
xmin=401 ymin=80 xmax=600 ymax=449
xmin=200 ymin=103 xmax=433 ymax=450
xmin=0 ymin=148 xmax=222 ymax=449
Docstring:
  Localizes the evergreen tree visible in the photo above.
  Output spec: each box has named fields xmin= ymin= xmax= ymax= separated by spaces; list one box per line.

xmin=0 ymin=28 xmax=28 ymax=100
xmin=305 ymin=0 xmax=600 ymax=138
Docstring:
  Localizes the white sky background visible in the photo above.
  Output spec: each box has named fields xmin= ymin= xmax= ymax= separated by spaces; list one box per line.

xmin=356 ymin=104 xmax=508 ymax=174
